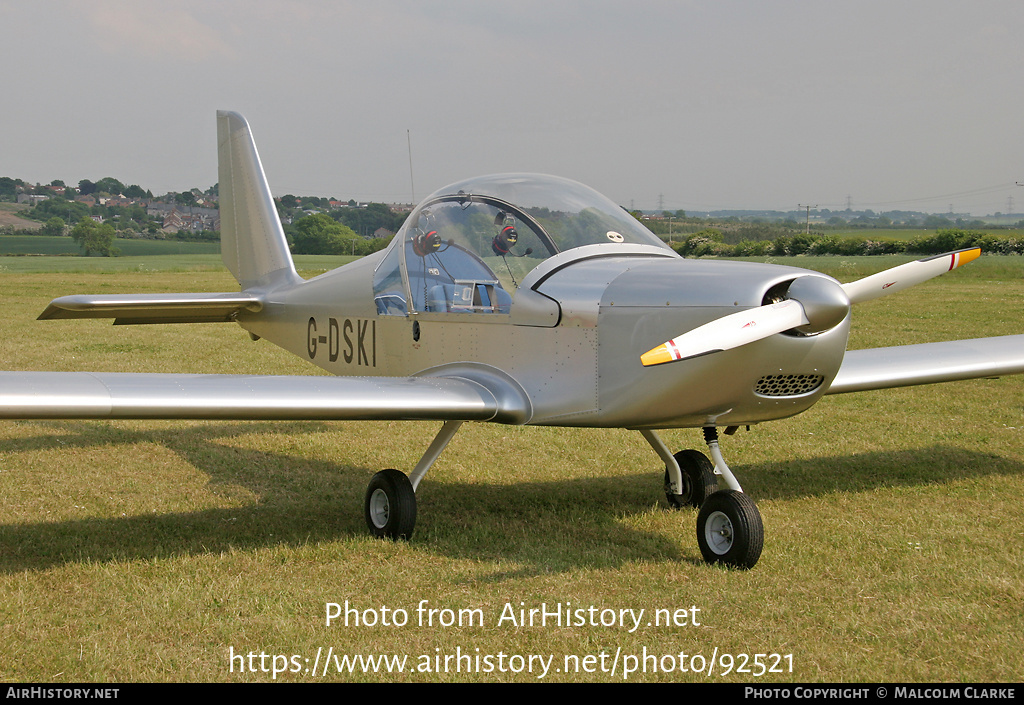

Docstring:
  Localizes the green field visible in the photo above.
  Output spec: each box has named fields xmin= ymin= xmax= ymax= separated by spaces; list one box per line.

xmin=0 ymin=235 xmax=220 ymax=257
xmin=0 ymin=253 xmax=356 ymax=275
xmin=0 ymin=256 xmax=1022 ymax=682
xmin=736 ymin=253 xmax=1024 ymax=284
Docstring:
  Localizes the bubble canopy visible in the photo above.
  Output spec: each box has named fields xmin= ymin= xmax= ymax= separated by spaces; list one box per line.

xmin=373 ymin=174 xmax=668 ymax=315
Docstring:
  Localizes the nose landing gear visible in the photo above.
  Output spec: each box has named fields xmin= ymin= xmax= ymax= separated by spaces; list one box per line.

xmin=642 ymin=426 xmax=764 ymax=569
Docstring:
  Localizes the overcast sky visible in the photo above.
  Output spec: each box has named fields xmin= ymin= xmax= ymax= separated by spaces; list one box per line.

xmin=3 ymin=1 xmax=1023 ymax=214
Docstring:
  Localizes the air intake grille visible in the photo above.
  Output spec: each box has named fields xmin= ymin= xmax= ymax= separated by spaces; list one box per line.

xmin=755 ymin=374 xmax=824 ymax=397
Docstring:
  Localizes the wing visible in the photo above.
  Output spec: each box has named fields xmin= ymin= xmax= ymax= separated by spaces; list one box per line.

xmin=0 ymin=369 xmax=531 ymax=424
xmin=826 ymin=334 xmax=1024 ymax=394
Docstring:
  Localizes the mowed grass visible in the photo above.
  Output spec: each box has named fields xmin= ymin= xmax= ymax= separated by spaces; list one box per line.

xmin=0 ymin=257 xmax=1022 ymax=682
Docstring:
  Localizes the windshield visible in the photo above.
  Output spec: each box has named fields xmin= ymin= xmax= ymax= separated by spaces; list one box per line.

xmin=373 ymin=173 xmax=668 ymax=314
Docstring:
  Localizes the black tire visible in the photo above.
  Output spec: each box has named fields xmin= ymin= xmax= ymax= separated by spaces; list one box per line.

xmin=364 ymin=468 xmax=417 ymax=540
xmin=696 ymin=490 xmax=763 ymax=569
xmin=665 ymin=449 xmax=718 ymax=509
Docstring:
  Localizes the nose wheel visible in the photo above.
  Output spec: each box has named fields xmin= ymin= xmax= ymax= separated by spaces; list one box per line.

xmin=696 ymin=490 xmax=763 ymax=569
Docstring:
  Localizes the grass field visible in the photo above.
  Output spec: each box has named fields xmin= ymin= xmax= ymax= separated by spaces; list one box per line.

xmin=0 ymin=253 xmax=356 ymax=275
xmin=0 ymin=235 xmax=220 ymax=257
xmin=0 ymin=256 xmax=1021 ymax=682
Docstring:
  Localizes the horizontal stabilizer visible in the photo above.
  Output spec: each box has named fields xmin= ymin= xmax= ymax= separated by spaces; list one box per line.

xmin=826 ymin=334 xmax=1024 ymax=394
xmin=0 ymin=371 xmax=528 ymax=424
xmin=37 ymin=293 xmax=263 ymax=325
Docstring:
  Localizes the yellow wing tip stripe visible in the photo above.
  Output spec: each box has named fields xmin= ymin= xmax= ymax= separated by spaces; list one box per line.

xmin=641 ymin=344 xmax=674 ymax=367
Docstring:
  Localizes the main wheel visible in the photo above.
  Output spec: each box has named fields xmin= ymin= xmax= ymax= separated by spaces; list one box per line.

xmin=364 ymin=468 xmax=417 ymax=540
xmin=696 ymin=490 xmax=763 ymax=569
xmin=665 ymin=449 xmax=718 ymax=509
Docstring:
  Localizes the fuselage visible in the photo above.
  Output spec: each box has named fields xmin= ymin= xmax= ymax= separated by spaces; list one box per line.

xmin=237 ymin=243 xmax=850 ymax=429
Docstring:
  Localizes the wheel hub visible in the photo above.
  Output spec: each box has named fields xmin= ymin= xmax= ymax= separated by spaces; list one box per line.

xmin=368 ymin=488 xmax=390 ymax=529
xmin=704 ymin=510 xmax=734 ymax=555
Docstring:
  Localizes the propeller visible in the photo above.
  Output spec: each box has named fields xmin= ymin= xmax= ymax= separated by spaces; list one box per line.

xmin=640 ymin=247 xmax=981 ymax=367
xmin=841 ymin=247 xmax=979 ymax=304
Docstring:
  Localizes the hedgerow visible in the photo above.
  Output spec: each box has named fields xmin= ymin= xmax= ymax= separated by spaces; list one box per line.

xmin=671 ymin=229 xmax=1024 ymax=257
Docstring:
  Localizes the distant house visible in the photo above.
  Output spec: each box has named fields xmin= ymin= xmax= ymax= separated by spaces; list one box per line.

xmin=147 ymin=202 xmax=174 ymax=217
xmin=99 ymin=196 xmax=134 ymax=208
xmin=16 ymin=193 xmax=50 ymax=205
xmin=162 ymin=211 xmax=185 ymax=232
xmin=161 ymin=206 xmax=220 ymax=233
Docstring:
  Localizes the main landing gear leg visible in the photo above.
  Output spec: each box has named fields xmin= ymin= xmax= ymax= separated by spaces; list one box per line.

xmin=364 ymin=420 xmax=463 ymax=541
xmin=696 ymin=426 xmax=763 ymax=569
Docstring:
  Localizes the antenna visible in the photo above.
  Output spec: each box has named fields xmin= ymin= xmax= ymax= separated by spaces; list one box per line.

xmin=407 ymin=129 xmax=415 ymax=205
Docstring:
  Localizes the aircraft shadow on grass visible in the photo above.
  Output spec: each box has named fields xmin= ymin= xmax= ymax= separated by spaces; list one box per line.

xmin=1 ymin=419 xmax=1021 ymax=575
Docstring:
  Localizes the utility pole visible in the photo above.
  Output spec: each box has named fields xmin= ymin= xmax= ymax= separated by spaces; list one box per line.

xmin=797 ymin=204 xmax=817 ymax=235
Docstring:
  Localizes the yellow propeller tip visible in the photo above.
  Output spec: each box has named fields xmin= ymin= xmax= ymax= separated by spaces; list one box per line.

xmin=955 ymin=248 xmax=981 ymax=268
xmin=641 ymin=344 xmax=675 ymax=367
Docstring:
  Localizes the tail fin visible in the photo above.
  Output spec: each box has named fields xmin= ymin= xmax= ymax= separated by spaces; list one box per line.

xmin=217 ymin=110 xmax=299 ymax=290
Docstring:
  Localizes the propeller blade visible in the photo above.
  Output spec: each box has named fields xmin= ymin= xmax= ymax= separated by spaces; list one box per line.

xmin=842 ymin=247 xmax=980 ymax=304
xmin=641 ymin=299 xmax=809 ymax=367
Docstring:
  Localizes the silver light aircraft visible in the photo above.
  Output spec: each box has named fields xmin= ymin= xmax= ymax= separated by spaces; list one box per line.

xmin=4 ymin=111 xmax=1024 ymax=568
